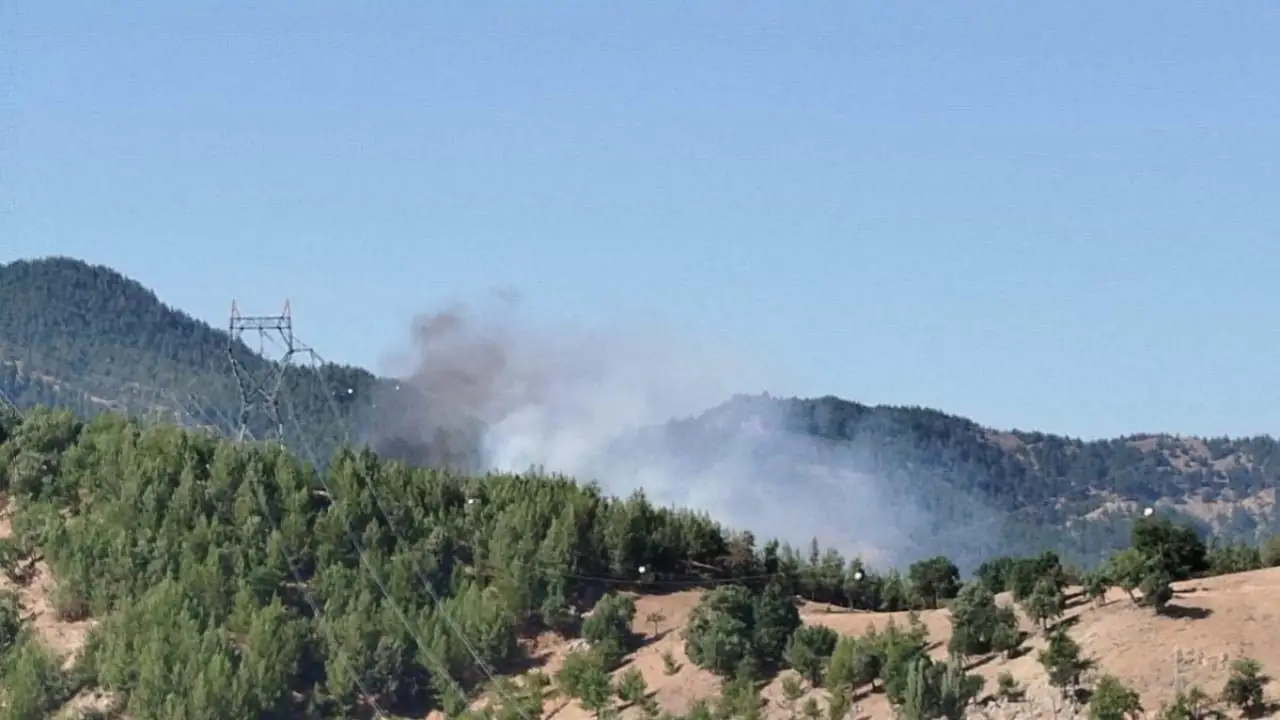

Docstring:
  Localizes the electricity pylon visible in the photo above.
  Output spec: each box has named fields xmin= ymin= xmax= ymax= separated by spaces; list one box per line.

xmin=227 ymin=300 xmax=299 ymax=443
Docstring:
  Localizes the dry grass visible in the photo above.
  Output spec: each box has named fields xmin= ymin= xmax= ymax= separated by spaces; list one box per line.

xmin=480 ymin=568 xmax=1280 ymax=719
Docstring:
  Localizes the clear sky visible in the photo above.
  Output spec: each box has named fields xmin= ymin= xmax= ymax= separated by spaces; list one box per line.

xmin=4 ymin=2 xmax=1279 ymax=440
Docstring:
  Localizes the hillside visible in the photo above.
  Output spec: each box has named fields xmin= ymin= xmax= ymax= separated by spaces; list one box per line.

xmin=0 ymin=257 xmax=386 ymax=463
xmin=3 ymin=406 xmax=1280 ymax=719
xmin=3 ymin=256 xmax=1280 ymax=570
xmin=518 ymin=570 xmax=1280 ymax=719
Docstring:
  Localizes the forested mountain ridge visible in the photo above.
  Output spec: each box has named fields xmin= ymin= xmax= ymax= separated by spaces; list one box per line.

xmin=672 ymin=394 xmax=1279 ymax=559
xmin=2 ymin=256 xmax=1279 ymax=564
xmin=0 ymin=256 xmax=380 ymax=457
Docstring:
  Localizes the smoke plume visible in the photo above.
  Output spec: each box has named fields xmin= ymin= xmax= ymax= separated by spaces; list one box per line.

xmin=369 ymin=293 xmax=989 ymax=569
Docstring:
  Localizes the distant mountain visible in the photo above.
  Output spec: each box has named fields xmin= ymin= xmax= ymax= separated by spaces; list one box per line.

xmin=2 ymin=256 xmax=1278 ymax=569
xmin=652 ymin=394 xmax=1280 ymax=568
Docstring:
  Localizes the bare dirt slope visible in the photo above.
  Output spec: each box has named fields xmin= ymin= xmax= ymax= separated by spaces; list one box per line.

xmin=522 ymin=569 xmax=1280 ymax=719
xmin=0 ymin=499 xmax=118 ymax=718
xmin=0 ymin=501 xmax=95 ymax=664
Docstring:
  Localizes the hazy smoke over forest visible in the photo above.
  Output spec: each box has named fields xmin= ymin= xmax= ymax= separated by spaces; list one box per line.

xmin=369 ymin=293 xmax=988 ymax=569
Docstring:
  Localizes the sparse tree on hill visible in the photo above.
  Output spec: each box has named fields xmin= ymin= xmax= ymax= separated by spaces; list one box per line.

xmin=1021 ymin=577 xmax=1065 ymax=631
xmin=1038 ymin=629 xmax=1092 ymax=698
xmin=825 ymin=689 xmax=852 ymax=720
xmin=557 ymin=648 xmax=614 ymax=717
xmin=1106 ymin=548 xmax=1148 ymax=603
xmin=896 ymin=654 xmax=983 ymax=720
xmin=825 ymin=635 xmax=882 ymax=698
xmin=582 ymin=592 xmax=636 ymax=667
xmin=990 ymin=606 xmax=1022 ymax=658
xmin=615 ymin=667 xmax=650 ymax=711
xmin=754 ymin=582 xmax=802 ymax=663
xmin=780 ymin=674 xmax=805 ymax=710
xmin=1084 ymin=572 xmax=1110 ymax=607
xmin=1220 ymin=657 xmax=1267 ymax=717
xmin=1131 ymin=516 xmax=1209 ymax=581
xmin=683 ymin=582 xmax=799 ymax=677
xmin=1157 ymin=686 xmax=1211 ymax=720
xmin=947 ymin=581 xmax=1019 ymax=658
xmin=871 ymin=617 xmax=932 ymax=706
xmin=717 ymin=661 xmax=765 ymax=720
xmin=1088 ymin=674 xmax=1143 ymax=719
xmin=682 ymin=585 xmax=758 ymax=677
xmin=785 ymin=624 xmax=838 ymax=686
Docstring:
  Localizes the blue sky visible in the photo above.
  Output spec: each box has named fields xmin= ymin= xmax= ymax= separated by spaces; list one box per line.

xmin=4 ymin=2 xmax=1279 ymax=439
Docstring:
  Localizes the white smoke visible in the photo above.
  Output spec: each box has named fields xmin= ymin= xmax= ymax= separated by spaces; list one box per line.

xmin=374 ymin=293 xmax=965 ymax=568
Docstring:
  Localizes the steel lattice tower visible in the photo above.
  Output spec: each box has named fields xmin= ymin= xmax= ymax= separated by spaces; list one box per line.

xmin=227 ymin=300 xmax=299 ymax=443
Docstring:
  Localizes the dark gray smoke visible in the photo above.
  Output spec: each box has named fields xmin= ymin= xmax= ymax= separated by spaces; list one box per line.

xmin=369 ymin=294 xmax=995 ymax=569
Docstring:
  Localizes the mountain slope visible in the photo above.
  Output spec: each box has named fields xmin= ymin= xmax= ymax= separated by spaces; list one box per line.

xmin=0 ymin=256 xmax=380 ymax=459
xmin=2 ymin=256 xmax=1279 ymax=568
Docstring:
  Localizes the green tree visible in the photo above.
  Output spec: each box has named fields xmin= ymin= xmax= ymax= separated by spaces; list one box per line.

xmin=1038 ymin=630 xmax=1092 ymax=698
xmin=825 ymin=635 xmax=881 ymax=698
xmin=0 ymin=635 xmax=70 ymax=720
xmin=753 ymin=582 xmax=802 ymax=664
xmin=1084 ymin=572 xmax=1110 ymax=607
xmin=582 ymin=593 xmax=637 ymax=667
xmin=1139 ymin=569 xmax=1174 ymax=614
xmin=1106 ymin=548 xmax=1148 ymax=603
xmin=615 ymin=667 xmax=649 ymax=710
xmin=1089 ymin=674 xmax=1143 ymax=719
xmin=947 ymin=582 xmax=1018 ymax=657
xmin=906 ymin=556 xmax=960 ymax=609
xmin=1021 ymin=577 xmax=1065 ymax=631
xmin=896 ymin=655 xmax=983 ymax=720
xmin=683 ymin=583 xmax=799 ymax=677
xmin=682 ymin=586 xmax=757 ymax=677
xmin=1131 ymin=516 xmax=1208 ymax=581
xmin=784 ymin=624 xmax=838 ymax=686
xmin=1220 ymin=657 xmax=1267 ymax=716
xmin=0 ymin=591 xmax=22 ymax=656
xmin=990 ymin=606 xmax=1022 ymax=658
xmin=556 ymin=649 xmax=614 ymax=716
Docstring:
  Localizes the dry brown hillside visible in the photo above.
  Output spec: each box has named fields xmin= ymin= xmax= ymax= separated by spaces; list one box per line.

xmin=471 ymin=569 xmax=1280 ymax=719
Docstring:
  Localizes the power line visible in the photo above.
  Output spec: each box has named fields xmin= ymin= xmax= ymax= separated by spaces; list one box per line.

xmin=171 ymin=393 xmax=391 ymax=719
xmin=280 ymin=344 xmax=532 ymax=719
xmin=224 ymin=303 xmax=482 ymax=715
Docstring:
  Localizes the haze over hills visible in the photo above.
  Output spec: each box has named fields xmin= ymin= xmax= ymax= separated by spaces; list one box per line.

xmin=2 ymin=256 xmax=1279 ymax=571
